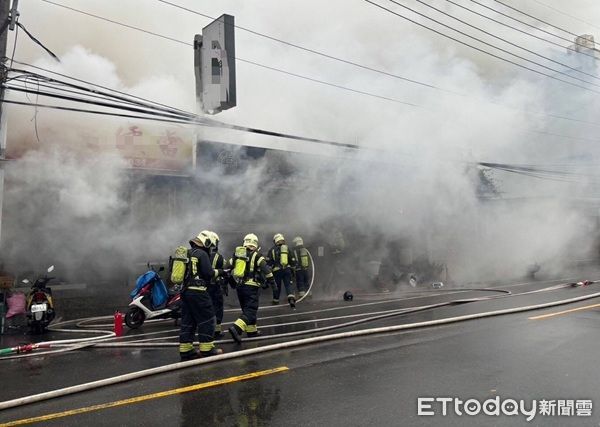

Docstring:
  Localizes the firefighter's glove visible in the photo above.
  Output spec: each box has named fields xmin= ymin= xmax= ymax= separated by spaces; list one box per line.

xmin=221 ymin=268 xmax=231 ymax=278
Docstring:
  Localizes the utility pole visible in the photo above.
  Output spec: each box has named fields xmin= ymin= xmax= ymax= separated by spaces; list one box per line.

xmin=0 ymin=0 xmax=15 ymax=250
xmin=0 ymin=0 xmax=10 ymax=334
xmin=0 ymin=0 xmax=14 ymax=159
xmin=0 ymin=0 xmax=11 ymax=147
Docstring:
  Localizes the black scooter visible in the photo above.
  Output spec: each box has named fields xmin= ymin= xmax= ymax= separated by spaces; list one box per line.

xmin=22 ymin=265 xmax=56 ymax=334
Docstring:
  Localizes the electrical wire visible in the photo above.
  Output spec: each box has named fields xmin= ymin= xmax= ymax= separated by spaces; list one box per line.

xmin=9 ymin=66 xmax=600 ymax=171
xmin=37 ymin=0 xmax=599 ymax=130
xmin=2 ymin=97 xmax=364 ymax=151
xmin=4 ymin=84 xmax=195 ymax=122
xmin=2 ymin=98 xmax=196 ymax=125
xmin=415 ymin=0 xmax=600 ymax=81
xmin=10 ymin=61 xmax=198 ymax=117
xmin=492 ymin=0 xmax=599 ymax=45
xmin=9 ymin=5 xmax=600 ymax=163
xmin=479 ymin=161 xmax=600 ymax=183
xmin=15 ymin=21 xmax=59 ymax=61
xmin=470 ymin=0 xmax=594 ymax=49
xmin=37 ymin=0 xmax=600 ymax=130
xmin=39 ymin=0 xmax=189 ymax=47
xmin=528 ymin=0 xmax=600 ymax=33
xmin=444 ymin=0 xmax=599 ymax=62
xmin=36 ymin=0 xmax=420 ymax=109
xmin=374 ymin=0 xmax=600 ymax=91
xmin=15 ymin=57 xmax=600 ymax=138
xmin=10 ymin=77 xmax=164 ymax=112
xmin=4 ymin=70 xmax=369 ymax=150
xmin=155 ymin=0 xmax=600 ymax=127
xmin=154 ymin=0 xmax=455 ymax=94
xmin=7 ymin=71 xmax=600 ymax=172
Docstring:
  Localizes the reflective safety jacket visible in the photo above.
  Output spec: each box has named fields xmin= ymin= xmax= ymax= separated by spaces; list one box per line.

xmin=293 ymin=246 xmax=311 ymax=270
xmin=209 ymin=251 xmax=225 ymax=284
xmin=267 ymin=243 xmax=295 ymax=272
xmin=230 ymin=248 xmax=273 ymax=287
xmin=186 ymin=247 xmax=218 ymax=291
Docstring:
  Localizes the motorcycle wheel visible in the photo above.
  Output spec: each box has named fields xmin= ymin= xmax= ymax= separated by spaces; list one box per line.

xmin=125 ymin=307 xmax=145 ymax=329
xmin=30 ymin=323 xmax=44 ymax=335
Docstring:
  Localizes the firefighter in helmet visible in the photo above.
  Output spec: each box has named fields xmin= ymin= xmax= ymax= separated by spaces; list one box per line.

xmin=267 ymin=233 xmax=296 ymax=308
xmin=207 ymin=231 xmax=227 ymax=339
xmin=228 ymin=233 xmax=274 ymax=344
xmin=179 ymin=230 xmax=227 ymax=361
xmin=292 ymin=236 xmax=311 ymax=297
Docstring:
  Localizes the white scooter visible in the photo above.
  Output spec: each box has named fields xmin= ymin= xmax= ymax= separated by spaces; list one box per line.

xmin=125 ymin=265 xmax=182 ymax=329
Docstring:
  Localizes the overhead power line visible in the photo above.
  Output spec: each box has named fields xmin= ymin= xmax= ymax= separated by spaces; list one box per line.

xmin=415 ymin=0 xmax=600 ymax=82
xmin=39 ymin=0 xmax=189 ymax=46
xmin=153 ymin=0 xmax=452 ymax=94
xmin=4 ymin=69 xmax=364 ymax=150
xmin=10 ymin=64 xmax=600 ymax=155
xmin=444 ymin=0 xmax=599 ymax=62
xmin=37 ymin=0 xmax=600 ymax=130
xmin=470 ymin=0 xmax=593 ymax=49
xmin=7 ymin=68 xmax=600 ymax=186
xmin=152 ymin=0 xmax=600 ymax=132
xmin=528 ymin=0 xmax=600 ymax=33
xmin=480 ymin=161 xmax=600 ymax=183
xmin=11 ymin=60 xmax=210 ymax=118
xmin=36 ymin=0 xmax=420 ymax=107
xmin=376 ymin=0 xmax=600 ymax=91
xmin=2 ymin=99 xmax=196 ymax=126
xmin=492 ymin=0 xmax=598 ymax=46
xmin=25 ymin=0 xmax=600 ymax=148
xmin=17 ymin=60 xmax=600 ymax=149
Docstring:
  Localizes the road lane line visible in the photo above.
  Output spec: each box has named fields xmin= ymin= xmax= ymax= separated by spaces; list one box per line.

xmin=0 ymin=366 xmax=289 ymax=426
xmin=528 ymin=303 xmax=600 ymax=320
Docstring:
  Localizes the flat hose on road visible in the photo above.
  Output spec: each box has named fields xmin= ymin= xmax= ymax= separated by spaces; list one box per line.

xmin=1 ymin=284 xmax=599 ymax=410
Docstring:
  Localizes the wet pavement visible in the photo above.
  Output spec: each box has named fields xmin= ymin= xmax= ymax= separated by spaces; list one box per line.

xmin=1 ymin=276 xmax=600 ymax=426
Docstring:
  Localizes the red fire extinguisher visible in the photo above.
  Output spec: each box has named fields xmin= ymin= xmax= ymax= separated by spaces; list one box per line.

xmin=114 ymin=311 xmax=123 ymax=337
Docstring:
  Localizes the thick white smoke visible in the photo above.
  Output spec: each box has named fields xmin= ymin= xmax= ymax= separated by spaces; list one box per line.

xmin=3 ymin=0 xmax=600 ymax=286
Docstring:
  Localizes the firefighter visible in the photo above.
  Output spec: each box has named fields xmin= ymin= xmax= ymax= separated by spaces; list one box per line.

xmin=179 ymin=230 xmax=226 ymax=361
xmin=267 ymin=233 xmax=296 ymax=308
xmin=228 ymin=233 xmax=274 ymax=344
xmin=208 ymin=231 xmax=227 ymax=339
xmin=292 ymin=236 xmax=311 ymax=297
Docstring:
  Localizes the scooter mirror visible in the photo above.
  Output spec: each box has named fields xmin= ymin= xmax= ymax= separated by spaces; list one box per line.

xmin=22 ymin=279 xmax=30 ymax=284
xmin=47 ymin=265 xmax=55 ymax=273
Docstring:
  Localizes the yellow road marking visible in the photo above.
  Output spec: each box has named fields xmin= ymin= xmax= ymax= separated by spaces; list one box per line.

xmin=1 ymin=366 xmax=289 ymax=426
xmin=529 ymin=303 xmax=600 ymax=320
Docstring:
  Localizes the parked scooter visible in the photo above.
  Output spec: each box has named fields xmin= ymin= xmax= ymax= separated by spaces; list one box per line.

xmin=125 ymin=264 xmax=182 ymax=329
xmin=23 ymin=265 xmax=56 ymax=334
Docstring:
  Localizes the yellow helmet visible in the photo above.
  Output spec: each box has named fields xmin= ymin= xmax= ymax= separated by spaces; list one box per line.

xmin=190 ymin=230 xmax=212 ymax=248
xmin=292 ymin=236 xmax=304 ymax=247
xmin=273 ymin=233 xmax=285 ymax=244
xmin=243 ymin=233 xmax=259 ymax=250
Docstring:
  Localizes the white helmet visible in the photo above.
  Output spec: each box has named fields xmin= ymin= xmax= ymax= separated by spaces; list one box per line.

xmin=292 ymin=236 xmax=304 ymax=247
xmin=243 ymin=233 xmax=259 ymax=250
xmin=190 ymin=230 xmax=212 ymax=248
xmin=208 ymin=231 xmax=220 ymax=248
xmin=273 ymin=233 xmax=285 ymax=244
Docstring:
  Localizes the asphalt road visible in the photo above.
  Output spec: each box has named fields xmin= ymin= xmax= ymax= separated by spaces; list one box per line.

xmin=1 ymin=276 xmax=600 ymax=426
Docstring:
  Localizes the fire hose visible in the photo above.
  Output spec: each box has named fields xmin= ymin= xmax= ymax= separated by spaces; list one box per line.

xmin=1 ymin=285 xmax=599 ymax=410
